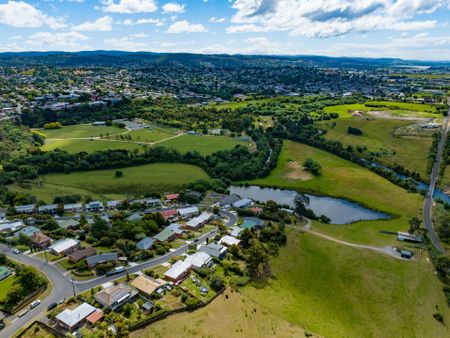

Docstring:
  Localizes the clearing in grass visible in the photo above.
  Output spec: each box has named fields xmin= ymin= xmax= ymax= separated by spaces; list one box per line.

xmin=249 ymin=140 xmax=422 ymax=246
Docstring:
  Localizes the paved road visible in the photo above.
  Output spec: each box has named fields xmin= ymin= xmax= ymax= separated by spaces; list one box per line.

xmin=423 ymin=107 xmax=449 ymax=254
xmin=0 ymin=210 xmax=237 ymax=337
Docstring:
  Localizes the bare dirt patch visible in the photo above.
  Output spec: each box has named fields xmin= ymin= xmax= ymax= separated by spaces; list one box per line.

xmin=283 ymin=161 xmax=313 ymax=181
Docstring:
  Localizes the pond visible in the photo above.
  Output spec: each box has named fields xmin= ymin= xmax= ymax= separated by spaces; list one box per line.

xmin=230 ymin=185 xmax=390 ymax=225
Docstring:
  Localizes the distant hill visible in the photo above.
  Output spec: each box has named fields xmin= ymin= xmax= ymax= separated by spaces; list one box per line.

xmin=0 ymin=51 xmax=449 ymax=68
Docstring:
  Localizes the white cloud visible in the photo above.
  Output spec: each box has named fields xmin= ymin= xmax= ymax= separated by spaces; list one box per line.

xmin=209 ymin=16 xmax=226 ymax=23
xmin=119 ymin=18 xmax=165 ymax=26
xmin=104 ymin=36 xmax=149 ymax=51
xmin=166 ymin=20 xmax=206 ymax=33
xmin=26 ymin=31 xmax=90 ymax=51
xmin=102 ymin=0 xmax=157 ymax=14
xmin=72 ymin=16 xmax=113 ymax=31
xmin=162 ymin=2 xmax=185 ymax=14
xmin=227 ymin=0 xmax=449 ymax=37
xmin=0 ymin=1 xmax=65 ymax=29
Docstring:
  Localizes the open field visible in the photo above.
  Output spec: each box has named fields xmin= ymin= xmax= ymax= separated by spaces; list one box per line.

xmin=41 ymin=138 xmax=144 ymax=153
xmin=242 ymin=230 xmax=450 ymax=338
xmin=16 ymin=322 xmax=57 ymax=338
xmin=0 ymin=275 xmax=16 ymax=302
xmin=391 ymin=73 xmax=450 ymax=79
xmin=127 ymin=128 xmax=177 ymax=142
xmin=39 ymin=124 xmax=123 ymax=139
xmin=131 ymin=286 xmax=312 ymax=338
xmin=38 ymin=163 xmax=210 ymax=196
xmin=160 ymin=135 xmax=250 ymax=155
xmin=317 ymin=116 xmax=434 ymax=178
xmin=249 ymin=141 xmax=422 ymax=245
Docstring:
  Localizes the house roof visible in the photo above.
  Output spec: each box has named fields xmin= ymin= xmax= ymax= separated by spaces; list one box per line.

xmin=86 ymin=252 xmax=118 ymax=266
xmin=131 ymin=275 xmax=163 ymax=295
xmin=154 ymin=223 xmax=183 ymax=242
xmin=19 ymin=226 xmax=40 ymax=238
xmin=220 ymin=235 xmax=241 ymax=246
xmin=68 ymin=247 xmax=97 ymax=262
xmin=200 ymin=242 xmax=227 ymax=258
xmin=178 ymin=206 xmax=199 ymax=216
xmin=232 ymin=198 xmax=252 ymax=208
xmin=219 ymin=194 xmax=240 ymax=206
xmin=57 ymin=219 xmax=80 ymax=229
xmin=136 ymin=237 xmax=155 ymax=250
xmin=160 ymin=209 xmax=177 ymax=219
xmin=64 ymin=203 xmax=82 ymax=210
xmin=49 ymin=238 xmax=79 ymax=254
xmin=56 ymin=302 xmax=96 ymax=328
xmin=185 ymin=212 xmax=212 ymax=228
xmin=184 ymin=252 xmax=212 ymax=269
xmin=38 ymin=204 xmax=58 ymax=212
xmin=229 ymin=226 xmax=244 ymax=238
xmin=85 ymin=309 xmax=103 ymax=325
xmin=95 ymin=283 xmax=132 ymax=307
xmin=0 ymin=220 xmax=24 ymax=232
xmin=164 ymin=260 xmax=191 ymax=280
xmin=30 ymin=232 xmax=51 ymax=245
xmin=165 ymin=193 xmax=179 ymax=200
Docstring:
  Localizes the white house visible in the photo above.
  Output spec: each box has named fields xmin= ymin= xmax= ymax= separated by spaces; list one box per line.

xmin=220 ymin=235 xmax=241 ymax=247
xmin=56 ymin=302 xmax=96 ymax=331
xmin=177 ymin=206 xmax=200 ymax=219
xmin=184 ymin=212 xmax=213 ymax=230
xmin=49 ymin=238 xmax=80 ymax=255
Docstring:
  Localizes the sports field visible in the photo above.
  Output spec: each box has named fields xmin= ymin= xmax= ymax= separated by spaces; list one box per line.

xmin=39 ymin=124 xmax=124 ymax=139
xmin=249 ymin=140 xmax=422 ymax=245
xmin=41 ymin=139 xmax=144 ymax=153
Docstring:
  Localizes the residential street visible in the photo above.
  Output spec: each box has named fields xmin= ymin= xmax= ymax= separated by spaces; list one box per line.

xmin=0 ymin=210 xmax=237 ymax=337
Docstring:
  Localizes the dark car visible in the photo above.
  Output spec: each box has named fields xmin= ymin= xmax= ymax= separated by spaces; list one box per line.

xmin=47 ymin=302 xmax=57 ymax=311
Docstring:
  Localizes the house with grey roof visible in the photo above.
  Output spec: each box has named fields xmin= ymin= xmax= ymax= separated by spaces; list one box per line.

xmin=38 ymin=204 xmax=58 ymax=215
xmin=154 ymin=223 xmax=184 ymax=242
xmin=199 ymin=242 xmax=227 ymax=260
xmin=136 ymin=237 xmax=155 ymax=250
xmin=15 ymin=204 xmax=35 ymax=214
xmin=86 ymin=252 xmax=118 ymax=267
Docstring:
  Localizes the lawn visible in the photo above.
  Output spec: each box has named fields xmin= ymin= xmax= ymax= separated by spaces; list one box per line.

xmin=39 ymin=163 xmax=210 ymax=195
xmin=16 ymin=322 xmax=57 ymax=338
xmin=127 ymin=128 xmax=177 ymax=143
xmin=241 ymin=230 xmax=450 ymax=338
xmin=249 ymin=140 xmax=423 ymax=245
xmin=0 ymin=275 xmax=16 ymax=302
xmin=158 ymin=135 xmax=250 ymax=155
xmin=39 ymin=124 xmax=123 ymax=139
xmin=41 ymin=138 xmax=144 ymax=153
xmin=131 ymin=287 xmax=311 ymax=338
xmin=440 ymin=166 xmax=450 ymax=194
xmin=316 ymin=116 xmax=434 ymax=178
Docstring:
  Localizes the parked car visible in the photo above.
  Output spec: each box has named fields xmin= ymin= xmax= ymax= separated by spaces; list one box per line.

xmin=30 ymin=300 xmax=41 ymax=309
xmin=12 ymin=248 xmax=20 ymax=254
xmin=106 ymin=266 xmax=126 ymax=276
xmin=47 ymin=302 xmax=57 ymax=311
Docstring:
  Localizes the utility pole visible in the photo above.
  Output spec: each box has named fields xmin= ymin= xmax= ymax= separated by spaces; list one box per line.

xmin=44 ymin=250 xmax=49 ymax=264
xmin=71 ymin=277 xmax=76 ymax=297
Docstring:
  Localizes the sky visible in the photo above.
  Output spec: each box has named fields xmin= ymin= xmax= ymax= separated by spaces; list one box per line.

xmin=0 ymin=0 xmax=449 ymax=60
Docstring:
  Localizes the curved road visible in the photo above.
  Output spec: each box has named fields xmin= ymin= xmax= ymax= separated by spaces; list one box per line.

xmin=0 ymin=210 xmax=237 ymax=337
xmin=423 ymin=107 xmax=449 ymax=254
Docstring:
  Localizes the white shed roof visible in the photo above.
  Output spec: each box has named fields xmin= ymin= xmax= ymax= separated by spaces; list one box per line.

xmin=220 ymin=235 xmax=241 ymax=246
xmin=56 ymin=302 xmax=96 ymax=328
xmin=164 ymin=260 xmax=190 ymax=280
xmin=49 ymin=238 xmax=79 ymax=254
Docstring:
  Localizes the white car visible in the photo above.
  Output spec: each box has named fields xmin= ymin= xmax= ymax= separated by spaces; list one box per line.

xmin=30 ymin=300 xmax=41 ymax=309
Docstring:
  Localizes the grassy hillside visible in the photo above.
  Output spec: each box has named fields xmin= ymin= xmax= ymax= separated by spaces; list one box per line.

xmin=132 ymin=287 xmax=313 ymax=338
xmin=249 ymin=140 xmax=422 ymax=245
xmin=160 ymin=135 xmax=250 ymax=155
xmin=242 ymin=230 xmax=450 ymax=338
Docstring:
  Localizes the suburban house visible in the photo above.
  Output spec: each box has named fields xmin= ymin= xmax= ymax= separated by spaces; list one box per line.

xmin=85 ymin=309 xmax=104 ymax=327
xmin=126 ymin=213 xmax=143 ymax=223
xmin=219 ymin=194 xmax=240 ymax=207
xmin=30 ymin=232 xmax=52 ymax=249
xmin=37 ymin=204 xmax=58 ymax=215
xmin=199 ymin=242 xmax=227 ymax=260
xmin=164 ymin=260 xmax=191 ymax=282
xmin=94 ymin=283 xmax=138 ymax=310
xmin=64 ymin=203 xmax=83 ymax=213
xmin=68 ymin=247 xmax=97 ymax=263
xmin=232 ymin=198 xmax=253 ymax=209
xmin=49 ymin=238 xmax=80 ymax=256
xmin=17 ymin=225 xmax=40 ymax=238
xmin=85 ymin=201 xmax=103 ymax=212
xmin=0 ymin=266 xmax=11 ymax=281
xmin=56 ymin=302 xmax=96 ymax=331
xmin=177 ymin=206 xmax=199 ymax=219
xmin=136 ymin=237 xmax=155 ymax=250
xmin=0 ymin=220 xmax=24 ymax=233
xmin=184 ymin=212 xmax=213 ymax=230
xmin=15 ymin=204 xmax=36 ymax=214
xmin=165 ymin=193 xmax=179 ymax=202
xmin=154 ymin=223 xmax=184 ymax=243
xmin=397 ymin=232 xmax=423 ymax=243
xmin=220 ymin=235 xmax=241 ymax=247
xmin=86 ymin=252 xmax=118 ymax=267
xmin=249 ymin=207 xmax=263 ymax=215
xmin=133 ymin=198 xmax=161 ymax=207
xmin=106 ymin=200 xmax=122 ymax=209
xmin=159 ymin=209 xmax=178 ymax=221
xmin=184 ymin=252 xmax=212 ymax=270
xmin=56 ymin=219 xmax=80 ymax=230
xmin=229 ymin=226 xmax=244 ymax=238
xmin=131 ymin=275 xmax=164 ymax=297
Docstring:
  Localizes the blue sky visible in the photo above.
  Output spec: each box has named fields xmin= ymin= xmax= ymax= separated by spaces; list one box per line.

xmin=0 ymin=0 xmax=449 ymax=60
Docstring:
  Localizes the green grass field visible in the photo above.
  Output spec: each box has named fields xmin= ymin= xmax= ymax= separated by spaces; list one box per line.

xmin=127 ymin=128 xmax=177 ymax=142
xmin=0 ymin=275 xmax=16 ymax=302
xmin=249 ymin=140 xmax=422 ymax=245
xmin=441 ymin=166 xmax=450 ymax=194
xmin=317 ymin=117 xmax=433 ymax=178
xmin=159 ymin=135 xmax=250 ymax=155
xmin=39 ymin=124 xmax=123 ymax=139
xmin=39 ymin=163 xmax=210 ymax=196
xmin=41 ymin=139 xmax=144 ymax=153
xmin=242 ymin=230 xmax=450 ymax=338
